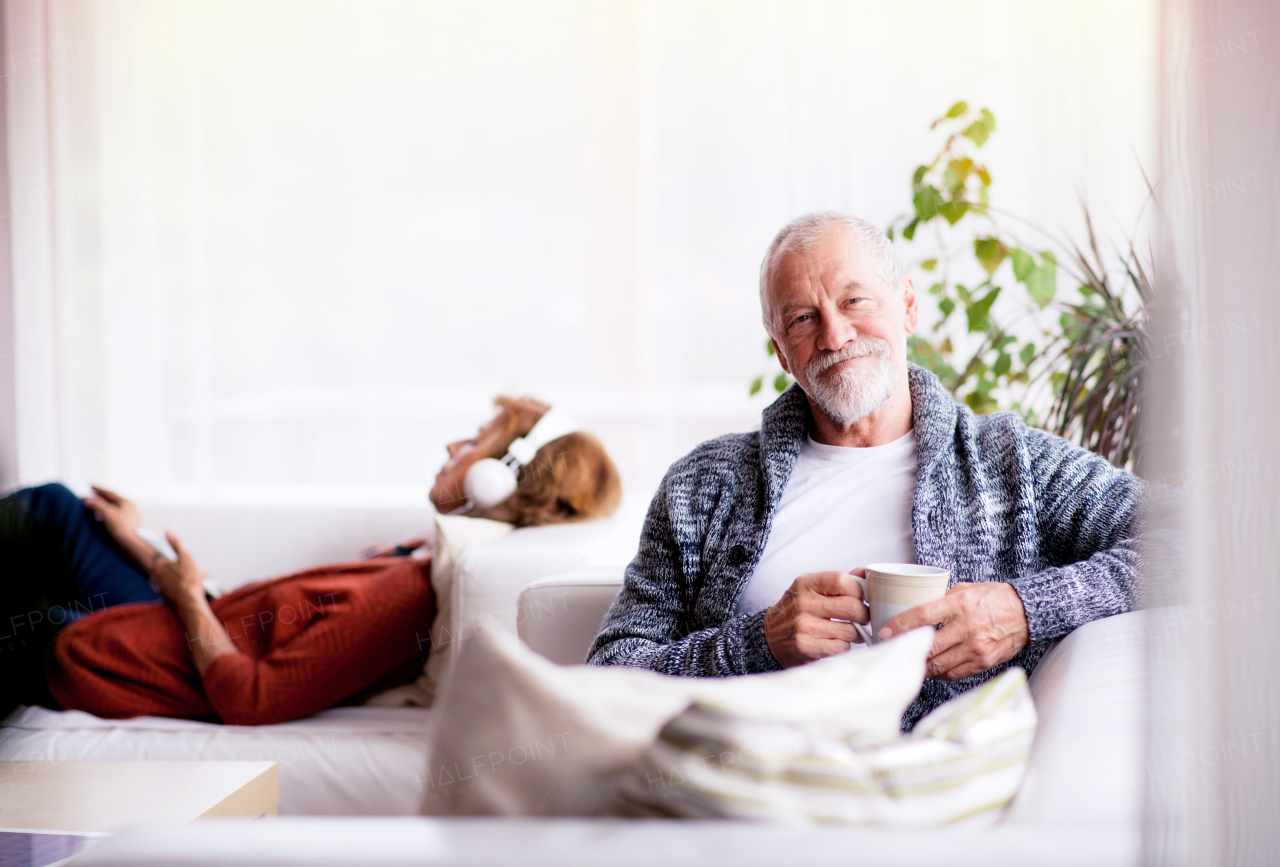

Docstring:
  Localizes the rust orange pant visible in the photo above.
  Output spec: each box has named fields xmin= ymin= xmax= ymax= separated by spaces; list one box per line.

xmin=46 ymin=558 xmax=434 ymax=726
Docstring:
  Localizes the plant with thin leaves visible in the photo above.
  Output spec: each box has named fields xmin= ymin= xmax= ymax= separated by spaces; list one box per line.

xmin=1032 ymin=209 xmax=1149 ymax=470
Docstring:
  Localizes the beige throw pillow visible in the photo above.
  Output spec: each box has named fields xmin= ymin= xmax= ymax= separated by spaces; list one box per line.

xmin=422 ymin=621 xmax=935 ymax=816
xmin=365 ymin=514 xmax=513 ymax=708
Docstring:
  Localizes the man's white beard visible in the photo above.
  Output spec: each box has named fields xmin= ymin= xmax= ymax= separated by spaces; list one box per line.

xmin=803 ymin=337 xmax=900 ymax=427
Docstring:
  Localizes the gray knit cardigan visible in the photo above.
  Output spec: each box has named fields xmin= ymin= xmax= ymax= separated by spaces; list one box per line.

xmin=586 ymin=364 xmax=1143 ymax=728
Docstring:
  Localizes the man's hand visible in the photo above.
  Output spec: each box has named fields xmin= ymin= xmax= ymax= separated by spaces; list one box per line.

xmin=880 ymin=581 xmax=1029 ymax=680
xmin=764 ymin=570 xmax=870 ymax=668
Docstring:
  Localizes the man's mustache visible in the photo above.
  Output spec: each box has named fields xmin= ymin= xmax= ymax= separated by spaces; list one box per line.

xmin=807 ymin=338 xmax=891 ymax=377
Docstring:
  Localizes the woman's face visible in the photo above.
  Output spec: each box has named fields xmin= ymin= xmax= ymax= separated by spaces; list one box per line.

xmin=429 ymin=411 xmax=507 ymax=514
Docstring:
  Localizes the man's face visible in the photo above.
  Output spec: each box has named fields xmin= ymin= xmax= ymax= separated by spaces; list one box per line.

xmin=765 ymin=227 xmax=918 ymax=427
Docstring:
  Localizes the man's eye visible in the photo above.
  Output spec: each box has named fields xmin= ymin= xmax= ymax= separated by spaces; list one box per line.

xmin=792 ymin=314 xmax=812 ymax=324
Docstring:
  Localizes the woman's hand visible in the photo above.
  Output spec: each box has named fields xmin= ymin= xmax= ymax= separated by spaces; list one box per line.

xmin=149 ymin=532 xmax=239 ymax=674
xmin=149 ymin=533 xmax=206 ymax=605
xmin=82 ymin=485 xmax=140 ymax=539
xmin=359 ymin=537 xmax=428 ymax=559
xmin=82 ymin=486 xmax=157 ymax=571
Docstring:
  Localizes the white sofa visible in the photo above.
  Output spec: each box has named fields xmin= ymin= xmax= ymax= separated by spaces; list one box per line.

xmin=0 ymin=503 xmax=643 ymax=815
xmin=70 ymin=597 xmax=1145 ymax=865
xmin=2 ymin=503 xmax=1146 ymax=865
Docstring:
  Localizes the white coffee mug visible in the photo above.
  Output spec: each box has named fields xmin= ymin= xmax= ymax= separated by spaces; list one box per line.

xmin=851 ymin=563 xmax=950 ymax=645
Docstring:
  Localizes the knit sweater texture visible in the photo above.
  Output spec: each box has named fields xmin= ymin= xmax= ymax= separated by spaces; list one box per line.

xmin=586 ymin=364 xmax=1144 ymax=729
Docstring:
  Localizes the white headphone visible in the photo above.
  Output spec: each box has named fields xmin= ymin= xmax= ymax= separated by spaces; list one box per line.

xmin=462 ymin=408 xmax=580 ymax=509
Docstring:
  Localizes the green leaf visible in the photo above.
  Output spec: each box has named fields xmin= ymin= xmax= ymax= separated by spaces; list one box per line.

xmin=774 ymin=372 xmax=789 ymax=393
xmin=944 ymin=167 xmax=963 ymax=194
xmin=907 ymin=336 xmax=959 ymax=383
xmin=1025 ymin=256 xmax=1057 ymax=308
xmin=939 ymin=297 xmax=955 ymax=318
xmin=976 ymin=167 xmax=992 ymax=186
xmin=902 ymin=218 xmax=919 ymax=241
xmin=938 ymin=200 xmax=969 ymax=225
xmin=955 ymin=284 xmax=972 ymax=302
xmin=964 ymin=119 xmax=990 ymax=147
xmin=963 ymin=109 xmax=995 ymax=148
xmin=913 ymin=185 xmax=941 ymax=220
xmin=928 ymin=281 xmax=944 ymax=295
xmin=994 ymin=351 xmax=1012 ymax=377
xmin=765 ymin=338 xmax=775 ymax=356
xmin=906 ymin=335 xmax=933 ymax=366
xmin=966 ymin=286 xmax=1001 ymax=333
xmin=946 ymin=158 xmax=974 ymax=194
xmin=749 ymin=375 xmax=763 ymax=396
xmin=921 ymin=258 xmax=938 ymax=272
xmin=973 ymin=237 xmax=1007 ymax=276
xmin=1011 ymin=248 xmax=1034 ymax=281
xmin=912 ymin=165 xmax=928 ymax=187
xmin=946 ymin=101 xmax=969 ymax=118
xmin=965 ymin=390 xmax=998 ymax=414
xmin=1019 ymin=342 xmax=1036 ymax=366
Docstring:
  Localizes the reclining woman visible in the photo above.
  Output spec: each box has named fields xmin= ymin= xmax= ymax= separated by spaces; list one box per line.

xmin=0 ymin=397 xmax=621 ymax=724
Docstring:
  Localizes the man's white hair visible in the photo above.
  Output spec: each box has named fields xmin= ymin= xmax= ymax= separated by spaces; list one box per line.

xmin=759 ymin=211 xmax=905 ymax=336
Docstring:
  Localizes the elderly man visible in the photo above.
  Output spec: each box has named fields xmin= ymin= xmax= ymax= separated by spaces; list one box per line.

xmin=587 ymin=210 xmax=1142 ymax=727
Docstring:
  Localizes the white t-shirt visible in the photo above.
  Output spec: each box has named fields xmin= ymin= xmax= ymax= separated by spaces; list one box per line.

xmin=734 ymin=430 xmax=918 ymax=616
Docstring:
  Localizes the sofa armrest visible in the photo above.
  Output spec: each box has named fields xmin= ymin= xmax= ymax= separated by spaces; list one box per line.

xmin=1007 ymin=609 xmax=1145 ymax=828
xmin=517 ymin=568 xmax=622 ymax=665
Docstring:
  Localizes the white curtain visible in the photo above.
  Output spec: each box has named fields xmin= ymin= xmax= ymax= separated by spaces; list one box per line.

xmin=5 ymin=0 xmax=1157 ymax=505
xmin=1146 ymin=0 xmax=1280 ymax=862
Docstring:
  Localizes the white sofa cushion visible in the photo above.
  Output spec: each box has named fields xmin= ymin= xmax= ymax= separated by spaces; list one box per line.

xmin=396 ymin=515 xmax=515 ymax=705
xmin=0 ymin=706 xmax=434 ymax=815
xmin=430 ymin=518 xmax=638 ymax=684
xmin=518 ymin=568 xmax=625 ymax=665
xmin=371 ymin=516 xmax=641 ymax=706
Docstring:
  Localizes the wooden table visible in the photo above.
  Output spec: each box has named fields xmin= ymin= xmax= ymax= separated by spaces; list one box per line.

xmin=0 ymin=761 xmax=278 ymax=833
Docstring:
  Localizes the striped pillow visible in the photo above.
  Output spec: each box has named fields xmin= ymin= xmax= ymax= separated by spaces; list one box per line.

xmin=614 ymin=666 xmax=1036 ymax=827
